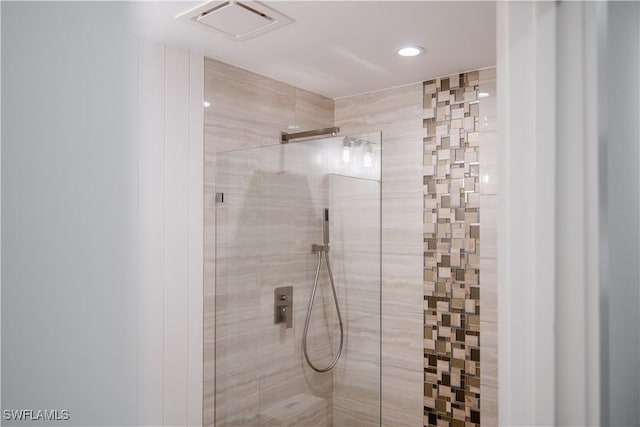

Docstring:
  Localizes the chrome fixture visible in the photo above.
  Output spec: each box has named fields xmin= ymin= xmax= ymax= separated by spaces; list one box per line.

xmin=302 ymin=208 xmax=344 ymax=373
xmin=281 ymin=127 xmax=340 ymax=144
xmin=274 ymin=286 xmax=293 ymax=328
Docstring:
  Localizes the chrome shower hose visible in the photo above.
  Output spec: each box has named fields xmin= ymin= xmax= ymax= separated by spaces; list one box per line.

xmin=302 ymin=250 xmax=344 ymax=373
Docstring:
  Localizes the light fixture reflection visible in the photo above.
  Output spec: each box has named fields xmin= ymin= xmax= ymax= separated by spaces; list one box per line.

xmin=342 ymin=144 xmax=351 ymax=163
xmin=478 ymin=92 xmax=490 ymax=98
xmin=363 ymin=143 xmax=373 ymax=168
xmin=203 ymin=100 xmax=211 ymax=107
xmin=342 ymin=136 xmax=378 ymax=169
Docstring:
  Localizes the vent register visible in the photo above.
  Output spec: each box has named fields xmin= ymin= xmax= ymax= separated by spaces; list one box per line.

xmin=177 ymin=1 xmax=294 ymax=41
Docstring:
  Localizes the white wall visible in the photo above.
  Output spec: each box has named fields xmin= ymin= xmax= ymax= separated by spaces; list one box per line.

xmin=604 ymin=2 xmax=640 ymax=425
xmin=498 ymin=2 xmax=640 ymax=425
xmin=2 ymin=3 xmax=139 ymax=425
xmin=137 ymin=40 xmax=204 ymax=426
xmin=496 ymin=2 xmax=556 ymax=425
xmin=2 ymin=3 xmax=203 ymax=425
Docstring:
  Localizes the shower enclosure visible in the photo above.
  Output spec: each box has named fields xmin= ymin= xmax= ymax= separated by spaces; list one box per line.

xmin=213 ymin=132 xmax=382 ymax=426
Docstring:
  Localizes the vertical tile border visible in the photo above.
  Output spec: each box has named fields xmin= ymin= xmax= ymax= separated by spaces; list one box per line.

xmin=422 ymin=71 xmax=483 ymax=427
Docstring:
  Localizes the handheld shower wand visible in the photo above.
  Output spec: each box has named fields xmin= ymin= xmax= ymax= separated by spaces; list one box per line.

xmin=323 ymin=208 xmax=330 ymax=245
xmin=302 ymin=208 xmax=344 ymax=373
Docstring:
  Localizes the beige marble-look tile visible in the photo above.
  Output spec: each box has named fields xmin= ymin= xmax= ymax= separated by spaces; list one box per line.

xmin=204 ymin=147 xmax=216 ymax=195
xmin=294 ymin=88 xmax=335 ymax=132
xmin=337 ymin=312 xmax=380 ymax=366
xmin=259 ymin=364 xmax=333 ymax=410
xmin=215 ymin=379 xmax=260 ymax=427
xmin=215 ymin=268 xmax=261 ymax=332
xmin=382 ymin=365 xmax=423 ymax=427
xmin=203 ymin=194 xmax=216 ymax=334
xmin=330 ymin=176 xmax=381 ymax=256
xmin=258 ymin=137 xmax=313 ymax=175
xmin=333 ymin=356 xmax=380 ymax=427
xmin=480 ymin=194 xmax=497 ymax=259
xmin=203 ymin=397 xmax=215 ymax=427
xmin=330 ymin=213 xmax=381 ymax=256
xmin=264 ymin=198 xmax=304 ymax=255
xmin=203 ymin=339 xmax=216 ymax=427
xmin=260 ymin=392 xmax=332 ymax=427
xmin=480 ymin=257 xmax=497 ymax=323
xmin=479 ymin=67 xmax=496 ymax=84
xmin=479 ymin=130 xmax=497 ymax=195
xmin=333 ymin=405 xmax=378 ymax=427
xmin=204 ymin=58 xmax=295 ymax=152
xmin=480 ymin=383 xmax=498 ymax=426
xmin=330 ymin=251 xmax=381 ymax=318
xmin=479 ymin=68 xmax=497 ymax=133
xmin=214 ymin=149 xmax=261 ymax=196
xmin=382 ymin=307 xmax=423 ymax=371
xmin=335 ymin=82 xmax=422 ymax=139
xmin=257 ymin=168 xmax=317 ymax=200
xmin=381 ymin=139 xmax=423 ymax=200
xmin=293 ymin=197 xmax=326 ymax=250
xmin=215 ymin=204 xmax=262 ymax=260
xmin=382 ymin=254 xmax=423 ymax=315
xmin=382 ymin=196 xmax=423 ymax=256
xmin=480 ymin=320 xmax=498 ymax=388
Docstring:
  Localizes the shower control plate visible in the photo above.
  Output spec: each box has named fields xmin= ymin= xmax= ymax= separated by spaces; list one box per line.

xmin=274 ymin=286 xmax=293 ymax=328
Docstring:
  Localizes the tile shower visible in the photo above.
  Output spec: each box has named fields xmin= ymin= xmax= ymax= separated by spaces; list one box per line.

xmin=213 ymin=137 xmax=381 ymax=426
xmin=204 ymin=57 xmax=496 ymax=426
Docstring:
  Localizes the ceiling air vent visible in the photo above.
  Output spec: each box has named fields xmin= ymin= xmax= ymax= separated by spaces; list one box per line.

xmin=177 ymin=1 xmax=294 ymax=42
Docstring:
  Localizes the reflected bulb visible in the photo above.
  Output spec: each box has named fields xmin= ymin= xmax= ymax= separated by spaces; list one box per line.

xmin=364 ymin=151 xmax=372 ymax=168
xmin=342 ymin=146 xmax=351 ymax=163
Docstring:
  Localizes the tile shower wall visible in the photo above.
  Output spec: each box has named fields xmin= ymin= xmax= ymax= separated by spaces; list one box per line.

xmin=336 ymin=83 xmax=425 ymax=426
xmin=422 ymin=69 xmax=497 ymax=427
xmin=213 ymin=144 xmax=336 ymax=427
xmin=317 ymin=149 xmax=382 ymax=427
xmin=478 ymin=68 xmax=498 ymax=427
xmin=203 ymin=58 xmax=335 ymax=427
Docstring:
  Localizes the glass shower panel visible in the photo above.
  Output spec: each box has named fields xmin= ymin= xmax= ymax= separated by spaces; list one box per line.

xmin=215 ymin=133 xmax=381 ymax=427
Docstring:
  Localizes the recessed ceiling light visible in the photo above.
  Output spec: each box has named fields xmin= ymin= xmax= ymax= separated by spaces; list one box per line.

xmin=397 ymin=46 xmax=425 ymax=57
xmin=204 ymin=100 xmax=211 ymax=107
xmin=478 ymin=92 xmax=490 ymax=98
xmin=287 ymin=125 xmax=301 ymax=131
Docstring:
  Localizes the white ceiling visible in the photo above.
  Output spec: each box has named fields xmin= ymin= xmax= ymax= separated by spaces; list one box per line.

xmin=131 ymin=1 xmax=496 ymax=99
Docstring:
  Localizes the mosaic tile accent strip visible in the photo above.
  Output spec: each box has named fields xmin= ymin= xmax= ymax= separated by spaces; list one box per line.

xmin=423 ymin=71 xmax=481 ymax=427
